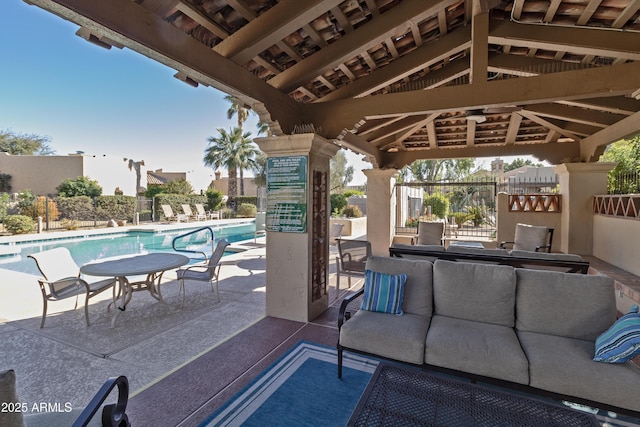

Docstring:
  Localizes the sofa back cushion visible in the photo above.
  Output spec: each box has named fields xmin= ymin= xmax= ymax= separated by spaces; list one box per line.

xmin=433 ymin=260 xmax=517 ymax=327
xmin=365 ymin=256 xmax=433 ymax=317
xmin=515 ymin=269 xmax=616 ymax=341
xmin=509 ymin=250 xmax=583 ymax=262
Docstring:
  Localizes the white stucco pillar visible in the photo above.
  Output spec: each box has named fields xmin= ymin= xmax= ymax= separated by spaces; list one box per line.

xmin=364 ymin=168 xmax=398 ymax=256
xmin=255 ymin=134 xmax=339 ymax=322
xmin=555 ymin=162 xmax=615 ymax=255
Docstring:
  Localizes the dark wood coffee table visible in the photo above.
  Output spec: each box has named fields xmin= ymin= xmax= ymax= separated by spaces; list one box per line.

xmin=348 ymin=363 xmax=599 ymax=426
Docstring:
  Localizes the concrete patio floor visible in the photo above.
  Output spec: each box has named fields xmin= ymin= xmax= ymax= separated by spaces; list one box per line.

xmin=0 ymin=237 xmax=273 ymax=411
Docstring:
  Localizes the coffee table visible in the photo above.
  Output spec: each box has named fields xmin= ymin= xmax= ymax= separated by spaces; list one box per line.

xmin=348 ymin=364 xmax=599 ymax=426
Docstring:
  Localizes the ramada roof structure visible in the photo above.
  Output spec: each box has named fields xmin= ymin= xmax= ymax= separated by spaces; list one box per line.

xmin=27 ymin=0 xmax=640 ymax=169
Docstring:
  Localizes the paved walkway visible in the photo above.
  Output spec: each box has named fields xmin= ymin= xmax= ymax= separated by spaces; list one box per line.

xmin=0 ymin=236 xmax=269 ymax=410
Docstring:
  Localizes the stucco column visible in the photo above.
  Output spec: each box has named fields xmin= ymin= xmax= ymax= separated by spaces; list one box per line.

xmin=554 ymin=162 xmax=615 ymax=255
xmin=364 ymin=168 xmax=398 ymax=256
xmin=255 ymin=134 xmax=339 ymax=322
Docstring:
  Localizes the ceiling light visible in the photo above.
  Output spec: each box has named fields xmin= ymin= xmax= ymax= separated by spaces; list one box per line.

xmin=466 ymin=109 xmax=487 ymax=123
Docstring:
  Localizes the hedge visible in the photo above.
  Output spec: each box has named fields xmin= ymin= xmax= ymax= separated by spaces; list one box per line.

xmin=54 ymin=195 xmax=137 ymax=221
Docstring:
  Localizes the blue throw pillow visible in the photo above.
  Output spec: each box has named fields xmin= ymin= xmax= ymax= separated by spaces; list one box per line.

xmin=360 ymin=270 xmax=407 ymax=315
xmin=593 ymin=305 xmax=640 ymax=363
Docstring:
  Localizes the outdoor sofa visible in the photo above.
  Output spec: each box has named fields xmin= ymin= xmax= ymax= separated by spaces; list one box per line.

xmin=389 ymin=243 xmax=590 ymax=273
xmin=337 ymin=256 xmax=640 ymax=416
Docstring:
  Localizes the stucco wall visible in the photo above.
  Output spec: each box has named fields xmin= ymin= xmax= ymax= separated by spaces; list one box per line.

xmin=0 ymin=153 xmax=141 ymax=196
xmin=593 ymin=215 xmax=640 ymax=277
xmin=210 ymin=177 xmax=259 ymax=197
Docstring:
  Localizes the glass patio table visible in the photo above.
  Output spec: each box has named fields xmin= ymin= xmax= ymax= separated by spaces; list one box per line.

xmin=80 ymin=252 xmax=189 ymax=327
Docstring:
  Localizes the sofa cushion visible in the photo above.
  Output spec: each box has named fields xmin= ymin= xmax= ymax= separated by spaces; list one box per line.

xmin=0 ymin=369 xmax=25 ymax=427
xmin=360 ymin=270 xmax=407 ymax=315
xmin=425 ymin=315 xmax=529 ymax=384
xmin=433 ymin=260 xmax=516 ymax=327
xmin=518 ymin=331 xmax=640 ymax=412
xmin=365 ymin=256 xmax=433 ymax=317
xmin=515 ymin=269 xmax=616 ymax=341
xmin=509 ymin=250 xmax=583 ymax=262
xmin=340 ymin=310 xmax=430 ymax=364
xmin=594 ymin=305 xmax=640 ymax=363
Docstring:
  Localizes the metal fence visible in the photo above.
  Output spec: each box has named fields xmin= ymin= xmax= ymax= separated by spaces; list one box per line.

xmin=395 ymin=178 xmax=497 ymax=239
xmin=609 ymin=170 xmax=640 ymax=194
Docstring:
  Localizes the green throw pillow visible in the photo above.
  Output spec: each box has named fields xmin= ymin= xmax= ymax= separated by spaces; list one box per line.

xmin=360 ymin=270 xmax=407 ymax=315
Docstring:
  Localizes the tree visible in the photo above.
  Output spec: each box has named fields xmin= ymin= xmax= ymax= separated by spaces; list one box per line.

xmin=163 ymin=178 xmax=194 ymax=195
xmin=405 ymin=159 xmax=474 ymax=182
xmin=599 ymin=136 xmax=640 ymax=193
xmin=56 ymin=176 xmax=102 ymax=197
xmin=503 ymin=158 xmax=543 ymax=172
xmin=203 ymin=127 xmax=255 ymax=201
xmin=330 ymin=150 xmax=354 ymax=192
xmin=0 ymin=129 xmax=55 ymax=155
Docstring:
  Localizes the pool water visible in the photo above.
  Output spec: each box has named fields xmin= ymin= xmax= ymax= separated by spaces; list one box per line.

xmin=0 ymin=223 xmax=256 ymax=276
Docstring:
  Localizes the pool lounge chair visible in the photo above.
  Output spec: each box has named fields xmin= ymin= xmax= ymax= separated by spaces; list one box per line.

xmin=182 ymin=204 xmax=205 ymax=221
xmin=161 ymin=204 xmax=188 ymax=223
xmin=195 ymin=203 xmax=220 ymax=220
xmin=28 ymin=247 xmax=117 ymax=328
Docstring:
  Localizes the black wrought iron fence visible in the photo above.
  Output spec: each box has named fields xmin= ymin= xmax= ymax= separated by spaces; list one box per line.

xmin=608 ymin=170 xmax=640 ymax=194
xmin=395 ymin=178 xmax=497 ymax=239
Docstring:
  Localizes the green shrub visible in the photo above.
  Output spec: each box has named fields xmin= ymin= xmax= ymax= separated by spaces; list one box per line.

xmin=467 ymin=205 xmax=487 ymax=226
xmin=220 ymin=207 xmax=235 ymax=219
xmin=235 ymin=196 xmax=258 ymax=207
xmin=343 ymin=190 xmax=365 ymax=198
xmin=4 ymin=215 xmax=35 ymax=234
xmin=20 ymin=196 xmax=59 ymax=220
xmin=237 ymin=203 xmax=257 ymax=217
xmin=451 ymin=212 xmax=472 ymax=227
xmin=56 ymin=176 xmax=102 ymax=197
xmin=342 ymin=205 xmax=363 ymax=218
xmin=423 ymin=193 xmax=449 ymax=219
xmin=0 ymin=193 xmax=11 ymax=223
xmin=330 ymin=194 xmax=347 ymax=216
xmin=55 ymin=196 xmax=94 ymax=221
xmin=95 ymin=196 xmax=136 ymax=221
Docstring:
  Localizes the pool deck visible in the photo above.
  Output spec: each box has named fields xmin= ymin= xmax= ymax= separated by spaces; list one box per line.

xmin=0 ymin=222 xmax=351 ymax=422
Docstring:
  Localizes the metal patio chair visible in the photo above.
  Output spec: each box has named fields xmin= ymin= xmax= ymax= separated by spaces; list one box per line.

xmin=413 ymin=221 xmax=445 ymax=246
xmin=336 ymin=239 xmax=371 ymax=293
xmin=28 ymin=247 xmax=117 ymax=328
xmin=161 ymin=204 xmax=188 ymax=223
xmin=176 ymin=239 xmax=229 ymax=306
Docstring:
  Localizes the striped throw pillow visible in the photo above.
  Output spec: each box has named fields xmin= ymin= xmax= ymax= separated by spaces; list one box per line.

xmin=360 ymin=270 xmax=407 ymax=315
xmin=593 ymin=305 xmax=640 ymax=363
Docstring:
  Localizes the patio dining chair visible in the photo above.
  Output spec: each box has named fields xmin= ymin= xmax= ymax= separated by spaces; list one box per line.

xmin=161 ymin=204 xmax=188 ymax=223
xmin=500 ymin=223 xmax=554 ymax=253
xmin=176 ymin=239 xmax=229 ymax=307
xmin=413 ymin=221 xmax=445 ymax=246
xmin=28 ymin=247 xmax=117 ymax=328
xmin=182 ymin=204 xmax=205 ymax=221
xmin=336 ymin=239 xmax=371 ymax=293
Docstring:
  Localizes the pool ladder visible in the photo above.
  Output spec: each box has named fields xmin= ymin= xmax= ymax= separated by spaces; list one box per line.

xmin=172 ymin=226 xmax=215 ymax=262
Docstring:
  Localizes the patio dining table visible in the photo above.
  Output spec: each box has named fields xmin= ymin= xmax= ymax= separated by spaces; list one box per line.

xmin=80 ymin=252 xmax=189 ymax=327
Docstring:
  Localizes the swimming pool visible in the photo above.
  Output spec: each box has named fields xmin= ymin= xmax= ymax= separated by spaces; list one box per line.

xmin=0 ymin=222 xmax=256 ymax=276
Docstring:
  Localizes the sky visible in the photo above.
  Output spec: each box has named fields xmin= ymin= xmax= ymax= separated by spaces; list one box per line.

xmin=0 ymin=1 xmax=536 ymax=193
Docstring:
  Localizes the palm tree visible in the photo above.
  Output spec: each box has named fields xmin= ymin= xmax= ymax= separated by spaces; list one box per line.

xmin=235 ymin=136 xmax=260 ymax=196
xmin=203 ymin=127 xmax=255 ymax=201
xmin=225 ymin=95 xmax=249 ymax=131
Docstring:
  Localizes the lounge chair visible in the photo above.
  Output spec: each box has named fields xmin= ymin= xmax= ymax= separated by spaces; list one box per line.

xmin=500 ymin=223 xmax=554 ymax=252
xmin=176 ymin=239 xmax=229 ymax=306
xmin=195 ymin=203 xmax=219 ymax=220
xmin=28 ymin=247 xmax=117 ymax=327
xmin=161 ymin=204 xmax=188 ymax=223
xmin=182 ymin=204 xmax=205 ymax=221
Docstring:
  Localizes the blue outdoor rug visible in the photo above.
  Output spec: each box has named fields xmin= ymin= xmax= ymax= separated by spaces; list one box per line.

xmin=199 ymin=341 xmax=378 ymax=427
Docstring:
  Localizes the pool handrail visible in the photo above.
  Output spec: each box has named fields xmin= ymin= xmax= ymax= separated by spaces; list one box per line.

xmin=172 ymin=226 xmax=215 ymax=261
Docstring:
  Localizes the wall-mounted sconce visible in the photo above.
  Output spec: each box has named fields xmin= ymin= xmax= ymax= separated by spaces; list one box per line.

xmin=174 ymin=72 xmax=199 ymax=88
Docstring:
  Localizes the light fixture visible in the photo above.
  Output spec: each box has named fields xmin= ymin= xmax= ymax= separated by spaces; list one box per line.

xmin=76 ymin=27 xmax=113 ymax=50
xmin=466 ymin=109 xmax=487 ymax=123
xmin=174 ymin=72 xmax=199 ymax=88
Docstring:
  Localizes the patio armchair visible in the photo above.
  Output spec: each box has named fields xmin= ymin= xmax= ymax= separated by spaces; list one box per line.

xmin=336 ymin=239 xmax=371 ymax=293
xmin=161 ymin=204 xmax=188 ymax=223
xmin=330 ymin=223 xmax=344 ymax=245
xmin=182 ymin=204 xmax=205 ymax=221
xmin=413 ymin=221 xmax=445 ymax=246
xmin=500 ymin=223 xmax=554 ymax=253
xmin=28 ymin=247 xmax=117 ymax=328
xmin=176 ymin=239 xmax=229 ymax=306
